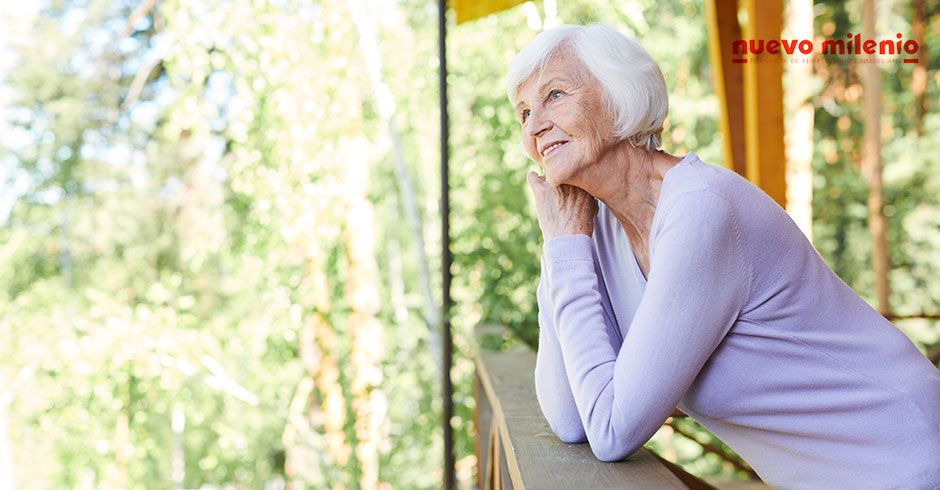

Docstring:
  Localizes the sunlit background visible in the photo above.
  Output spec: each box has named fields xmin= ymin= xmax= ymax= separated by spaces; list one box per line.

xmin=1 ymin=0 xmax=938 ymax=488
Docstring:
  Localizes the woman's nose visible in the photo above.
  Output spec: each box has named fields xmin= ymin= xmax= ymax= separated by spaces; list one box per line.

xmin=524 ymin=109 xmax=552 ymax=138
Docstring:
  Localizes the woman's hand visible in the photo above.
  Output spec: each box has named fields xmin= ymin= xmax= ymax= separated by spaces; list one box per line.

xmin=526 ymin=170 xmax=598 ymax=241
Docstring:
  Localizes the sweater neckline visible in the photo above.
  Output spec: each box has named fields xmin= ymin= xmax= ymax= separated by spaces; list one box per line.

xmin=624 ymin=152 xmax=697 ymax=284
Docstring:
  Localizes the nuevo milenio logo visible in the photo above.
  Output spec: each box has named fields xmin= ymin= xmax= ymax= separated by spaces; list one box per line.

xmin=732 ymin=33 xmax=921 ymax=64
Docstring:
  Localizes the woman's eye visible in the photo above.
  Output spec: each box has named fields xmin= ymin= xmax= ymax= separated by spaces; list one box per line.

xmin=521 ymin=109 xmax=530 ymax=122
xmin=550 ymin=90 xmax=563 ymax=100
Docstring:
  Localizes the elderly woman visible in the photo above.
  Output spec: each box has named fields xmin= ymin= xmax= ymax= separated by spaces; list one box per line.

xmin=508 ymin=24 xmax=940 ymax=489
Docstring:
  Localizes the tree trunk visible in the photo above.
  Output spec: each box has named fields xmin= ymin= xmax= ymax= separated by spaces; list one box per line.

xmin=283 ymin=376 xmax=317 ymax=489
xmin=285 ymin=260 xmax=353 ymax=487
xmin=784 ymin=0 xmax=814 ymax=241
xmin=347 ymin=0 xmax=443 ymax=373
xmin=342 ymin=137 xmax=388 ymax=490
xmin=861 ymin=0 xmax=891 ymax=314
xmin=912 ymin=0 xmax=927 ymax=136
xmin=312 ymin=267 xmax=351 ymax=474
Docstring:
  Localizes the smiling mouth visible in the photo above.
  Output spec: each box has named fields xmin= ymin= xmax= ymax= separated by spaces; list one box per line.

xmin=542 ymin=141 xmax=568 ymax=157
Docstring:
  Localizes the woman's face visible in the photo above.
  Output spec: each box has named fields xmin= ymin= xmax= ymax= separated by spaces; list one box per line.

xmin=514 ymin=46 xmax=617 ymax=187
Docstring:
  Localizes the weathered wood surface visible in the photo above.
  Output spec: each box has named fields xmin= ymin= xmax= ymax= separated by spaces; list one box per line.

xmin=474 ymin=345 xmax=688 ymax=489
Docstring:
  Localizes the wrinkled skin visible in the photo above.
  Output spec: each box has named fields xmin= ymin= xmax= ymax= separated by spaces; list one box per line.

xmin=515 ymin=45 xmax=615 ymax=240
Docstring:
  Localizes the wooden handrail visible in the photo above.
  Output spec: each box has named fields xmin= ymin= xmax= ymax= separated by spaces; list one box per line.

xmin=473 ymin=330 xmax=712 ymax=489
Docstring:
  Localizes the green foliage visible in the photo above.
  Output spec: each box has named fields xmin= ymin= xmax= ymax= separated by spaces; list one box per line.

xmin=812 ymin=0 xmax=940 ymax=327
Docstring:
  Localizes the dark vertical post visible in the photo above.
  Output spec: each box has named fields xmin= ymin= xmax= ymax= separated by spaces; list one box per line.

xmin=438 ymin=1 xmax=454 ymax=489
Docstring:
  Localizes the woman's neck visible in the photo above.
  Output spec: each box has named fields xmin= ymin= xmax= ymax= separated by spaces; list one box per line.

xmin=574 ymin=142 xmax=681 ymax=243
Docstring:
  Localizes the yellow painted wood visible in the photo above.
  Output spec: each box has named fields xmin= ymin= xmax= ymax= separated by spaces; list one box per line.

xmin=706 ymin=0 xmax=787 ymax=208
xmin=451 ymin=0 xmax=528 ymax=24
xmin=705 ymin=0 xmax=747 ymax=176
xmin=742 ymin=0 xmax=787 ymax=207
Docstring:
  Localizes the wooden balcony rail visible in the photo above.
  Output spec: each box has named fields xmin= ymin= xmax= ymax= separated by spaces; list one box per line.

xmin=473 ymin=326 xmax=716 ymax=489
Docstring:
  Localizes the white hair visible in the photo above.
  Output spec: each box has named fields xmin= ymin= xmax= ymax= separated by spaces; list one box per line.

xmin=506 ymin=24 xmax=668 ymax=152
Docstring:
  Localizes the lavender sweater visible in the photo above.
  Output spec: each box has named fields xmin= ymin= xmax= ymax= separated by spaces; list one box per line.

xmin=535 ymin=153 xmax=940 ymax=489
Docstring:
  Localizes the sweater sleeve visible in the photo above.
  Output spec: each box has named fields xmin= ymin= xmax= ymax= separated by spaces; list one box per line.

xmin=545 ymin=191 xmax=750 ymax=462
xmin=534 ymin=253 xmax=588 ymax=443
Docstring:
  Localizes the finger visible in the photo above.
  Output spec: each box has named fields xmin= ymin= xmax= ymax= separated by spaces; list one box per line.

xmin=526 ymin=170 xmax=542 ymax=191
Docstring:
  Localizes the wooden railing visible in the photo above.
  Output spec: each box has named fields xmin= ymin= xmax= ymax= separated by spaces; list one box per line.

xmin=473 ymin=327 xmax=715 ymax=489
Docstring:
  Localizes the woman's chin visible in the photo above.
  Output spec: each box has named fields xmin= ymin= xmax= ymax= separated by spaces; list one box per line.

xmin=544 ymin=164 xmax=573 ymax=187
